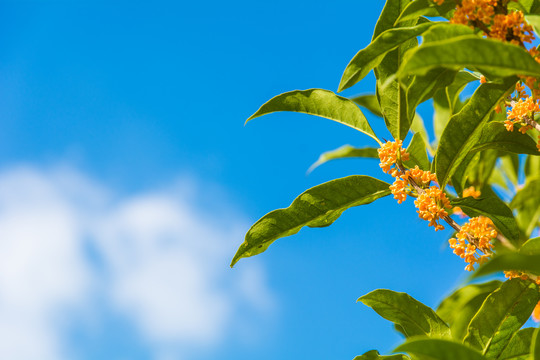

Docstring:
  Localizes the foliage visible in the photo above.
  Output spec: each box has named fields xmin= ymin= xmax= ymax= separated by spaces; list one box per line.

xmin=232 ymin=0 xmax=540 ymax=358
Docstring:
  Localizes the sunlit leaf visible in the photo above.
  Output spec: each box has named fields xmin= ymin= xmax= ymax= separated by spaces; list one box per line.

xmin=472 ymin=122 xmax=540 ymax=155
xmin=434 ymin=77 xmax=517 ymax=188
xmin=230 ymin=176 xmax=391 ymax=266
xmin=351 ymin=94 xmax=382 ymax=117
xmin=353 ymin=350 xmax=409 ymax=360
xmin=437 ymin=281 xmax=502 ymax=340
xmin=498 ymin=327 xmax=535 ymax=360
xmin=358 ymin=289 xmax=450 ymax=338
xmin=308 ymin=145 xmax=379 ymax=173
xmin=406 ymin=68 xmax=456 ymax=120
xmin=403 ymin=133 xmax=430 ymax=170
xmin=399 ymin=36 xmax=540 ymax=79
xmin=464 ymin=279 xmax=540 ymax=358
xmin=520 ymin=237 xmax=540 ymax=255
xmin=395 ymin=0 xmax=456 ymax=24
xmin=472 ymin=254 xmax=540 ymax=278
xmin=394 ymin=338 xmax=486 ymax=360
xmin=532 ymin=326 xmax=540 ymax=360
xmin=246 ymin=89 xmax=380 ymax=144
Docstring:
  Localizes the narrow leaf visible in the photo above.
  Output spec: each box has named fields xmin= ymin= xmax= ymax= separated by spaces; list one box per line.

xmin=308 ymin=145 xmax=379 ymax=173
xmin=434 ymin=77 xmax=517 ymax=188
xmin=473 ymin=253 xmax=540 ymax=278
xmin=450 ymin=193 xmax=520 ymax=244
xmin=339 ymin=22 xmax=434 ymax=92
xmin=437 ymin=281 xmax=502 ymax=340
xmin=472 ymin=122 xmax=540 ymax=155
xmin=464 ymin=279 xmax=540 ymax=358
xmin=230 ymin=176 xmax=391 ymax=266
xmin=395 ymin=0 xmax=456 ymax=24
xmin=247 ymin=89 xmax=380 ymax=144
xmin=532 ymin=326 xmax=540 ymax=360
xmin=406 ymin=68 xmax=457 ymax=120
xmin=358 ymin=289 xmax=450 ymax=338
xmin=394 ymin=338 xmax=486 ymax=360
xmin=403 ymin=133 xmax=430 ymax=170
xmin=399 ymin=36 xmax=540 ymax=79
xmin=351 ymin=94 xmax=383 ymax=117
xmin=520 ymin=237 xmax=540 ymax=255
xmin=353 ymin=350 xmax=409 ymax=360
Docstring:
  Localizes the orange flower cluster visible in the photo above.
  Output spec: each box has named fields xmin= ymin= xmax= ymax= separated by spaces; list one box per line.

xmin=490 ymin=11 xmax=535 ymax=44
xmin=414 ymin=186 xmax=452 ymax=231
xmin=389 ymin=166 xmax=438 ymax=204
xmin=451 ymin=0 xmax=497 ymax=28
xmin=378 ymin=140 xmax=409 ymax=176
xmin=449 ymin=216 xmax=496 ymax=271
xmin=453 ymin=186 xmax=481 ymax=217
xmin=534 ymin=301 xmax=540 ymax=322
xmin=505 ymin=96 xmax=539 ymax=132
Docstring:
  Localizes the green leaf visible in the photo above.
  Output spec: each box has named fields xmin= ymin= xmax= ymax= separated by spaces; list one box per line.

xmin=394 ymin=338 xmax=486 ymax=360
xmin=526 ymin=14 xmax=540 ymax=34
xmin=532 ymin=327 xmax=540 ymax=360
xmin=511 ymin=178 xmax=540 ymax=237
xmin=437 ymin=281 xmax=502 ymax=341
xmin=399 ymin=37 xmax=540 ymax=79
xmin=246 ymin=89 xmax=380 ymax=145
xmin=410 ymin=113 xmax=431 ymax=153
xmin=446 ymin=71 xmax=480 ymax=112
xmin=433 ymin=88 xmax=452 ymax=143
xmin=351 ymin=94 xmax=383 ymax=117
xmin=451 ymin=149 xmax=499 ymax=196
xmin=473 ymin=253 xmax=540 ymax=278
xmin=230 ymin=176 xmax=391 ymax=267
xmin=406 ymin=68 xmax=457 ymax=120
xmin=338 ymin=22 xmax=434 ymax=92
xmin=403 ymin=133 xmax=430 ymax=170
xmin=464 ymin=279 xmax=540 ymax=358
xmin=434 ymin=77 xmax=517 ymax=188
xmin=358 ymin=289 xmax=450 ymax=338
xmin=472 ymin=122 xmax=540 ymax=155
xmin=308 ymin=145 xmax=379 ymax=173
xmin=520 ymin=237 xmax=540 ymax=255
xmin=501 ymin=154 xmax=521 ymax=186
xmin=395 ymin=0 xmax=456 ymax=24
xmin=498 ymin=327 xmax=535 ymax=360
xmin=511 ymin=0 xmax=540 ymax=15
xmin=422 ymin=23 xmax=475 ymax=44
xmin=450 ymin=192 xmax=520 ymax=244
xmin=525 ymin=155 xmax=540 ymax=178
xmin=353 ymin=350 xmax=409 ymax=360
xmin=372 ymin=0 xmax=414 ymax=40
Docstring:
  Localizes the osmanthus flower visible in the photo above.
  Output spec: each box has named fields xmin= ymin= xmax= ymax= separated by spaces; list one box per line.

xmin=449 ymin=216 xmax=496 ymax=271
xmin=505 ymin=96 xmax=540 ymax=132
xmin=414 ymin=186 xmax=452 ymax=231
xmin=490 ymin=11 xmax=535 ymax=44
xmin=389 ymin=166 xmax=438 ymax=204
xmin=377 ymin=140 xmax=409 ymax=176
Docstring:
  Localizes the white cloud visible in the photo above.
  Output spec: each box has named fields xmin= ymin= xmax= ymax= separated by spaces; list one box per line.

xmin=0 ymin=165 xmax=274 ymax=359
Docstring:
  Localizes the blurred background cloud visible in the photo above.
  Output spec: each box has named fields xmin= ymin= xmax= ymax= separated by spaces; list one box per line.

xmin=0 ymin=165 xmax=274 ymax=359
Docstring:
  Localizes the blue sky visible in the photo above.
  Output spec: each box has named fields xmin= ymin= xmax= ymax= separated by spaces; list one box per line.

xmin=0 ymin=1 xmax=485 ymax=359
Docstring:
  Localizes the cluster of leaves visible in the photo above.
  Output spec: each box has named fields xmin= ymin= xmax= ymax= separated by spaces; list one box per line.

xmin=231 ymin=0 xmax=540 ymax=358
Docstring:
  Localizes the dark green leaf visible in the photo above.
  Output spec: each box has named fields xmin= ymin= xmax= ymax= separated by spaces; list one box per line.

xmin=339 ymin=22 xmax=434 ymax=92
xmin=395 ymin=0 xmax=456 ymax=24
xmin=394 ymin=338 xmax=486 ymax=360
xmin=532 ymin=326 xmax=540 ymax=360
xmin=399 ymin=37 xmax=540 ymax=79
xmin=472 ymin=122 xmax=540 ymax=155
xmin=446 ymin=71 xmax=480 ymax=112
xmin=403 ymin=133 xmax=430 ymax=170
xmin=230 ymin=176 xmax=391 ymax=266
xmin=246 ymin=89 xmax=380 ymax=144
xmin=308 ymin=145 xmax=379 ymax=173
xmin=498 ymin=327 xmax=535 ymax=360
xmin=372 ymin=0 xmax=414 ymax=39
xmin=351 ymin=94 xmax=382 ymax=117
xmin=406 ymin=68 xmax=457 ymax=120
xmin=511 ymin=0 xmax=540 ymax=15
xmin=437 ymin=281 xmax=502 ymax=340
xmin=464 ymin=279 xmax=540 ymax=358
xmin=520 ymin=237 xmax=540 ymax=255
xmin=434 ymin=77 xmax=517 ymax=188
xmin=353 ymin=350 xmax=409 ymax=360
xmin=358 ymin=289 xmax=450 ymax=338
xmin=450 ymin=191 xmax=520 ymax=244
xmin=473 ymin=254 xmax=540 ymax=278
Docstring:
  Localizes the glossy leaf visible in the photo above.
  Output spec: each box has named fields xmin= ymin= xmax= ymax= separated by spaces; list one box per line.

xmin=308 ymin=145 xmax=378 ymax=173
xmin=434 ymin=77 xmax=517 ymax=188
xmin=526 ymin=14 xmax=540 ymax=34
xmin=395 ymin=0 xmax=456 ymax=24
xmin=399 ymin=36 xmax=540 ymax=78
xmin=450 ymin=192 xmax=520 ymax=244
xmin=339 ymin=22 xmax=434 ymax=92
xmin=498 ymin=327 xmax=535 ymax=360
xmin=358 ymin=289 xmax=450 ymax=338
xmin=406 ymin=68 xmax=457 ymax=120
xmin=473 ymin=253 xmax=540 ymax=278
xmin=246 ymin=89 xmax=380 ymax=144
xmin=353 ymin=350 xmax=408 ymax=360
xmin=403 ymin=133 xmax=430 ymax=170
xmin=351 ymin=94 xmax=382 ymax=117
xmin=422 ymin=23 xmax=474 ymax=44
xmin=511 ymin=0 xmax=540 ymax=15
xmin=519 ymin=237 xmax=540 ymax=255
xmin=472 ymin=122 xmax=540 ymax=155
xmin=394 ymin=338 xmax=486 ymax=360
xmin=437 ymin=281 xmax=502 ymax=340
xmin=230 ymin=176 xmax=391 ymax=266
xmin=511 ymin=178 xmax=540 ymax=237
xmin=464 ymin=279 xmax=540 ymax=358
